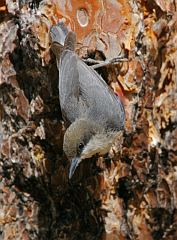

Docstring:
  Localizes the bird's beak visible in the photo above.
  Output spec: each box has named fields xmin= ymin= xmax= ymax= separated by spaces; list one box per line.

xmin=69 ymin=157 xmax=81 ymax=179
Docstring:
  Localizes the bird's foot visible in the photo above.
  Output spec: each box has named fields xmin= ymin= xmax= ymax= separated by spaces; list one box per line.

xmin=83 ymin=56 xmax=128 ymax=69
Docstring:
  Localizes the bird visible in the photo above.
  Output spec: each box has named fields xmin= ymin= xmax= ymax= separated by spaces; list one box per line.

xmin=50 ymin=23 xmax=125 ymax=179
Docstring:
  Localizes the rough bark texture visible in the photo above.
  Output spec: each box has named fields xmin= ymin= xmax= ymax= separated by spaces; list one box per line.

xmin=0 ymin=0 xmax=177 ymax=239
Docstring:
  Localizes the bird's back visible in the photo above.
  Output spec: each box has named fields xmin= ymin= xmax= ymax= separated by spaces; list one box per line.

xmin=59 ymin=49 xmax=125 ymax=131
xmin=50 ymin=23 xmax=125 ymax=131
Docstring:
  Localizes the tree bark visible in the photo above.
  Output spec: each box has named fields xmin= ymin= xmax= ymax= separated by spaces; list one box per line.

xmin=0 ymin=0 xmax=177 ymax=239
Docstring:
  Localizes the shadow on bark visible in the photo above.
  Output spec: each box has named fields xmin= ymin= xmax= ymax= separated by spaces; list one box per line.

xmin=4 ymin=39 xmax=106 ymax=239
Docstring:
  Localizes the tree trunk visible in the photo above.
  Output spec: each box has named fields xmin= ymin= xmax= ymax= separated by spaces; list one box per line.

xmin=0 ymin=0 xmax=177 ymax=239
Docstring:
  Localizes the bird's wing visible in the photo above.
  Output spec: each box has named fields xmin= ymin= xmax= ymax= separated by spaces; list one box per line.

xmin=59 ymin=50 xmax=83 ymax=123
xmin=59 ymin=50 xmax=125 ymax=129
xmin=77 ymin=58 xmax=125 ymax=130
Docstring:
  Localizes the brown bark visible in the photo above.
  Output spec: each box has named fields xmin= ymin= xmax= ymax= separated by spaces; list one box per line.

xmin=0 ymin=0 xmax=177 ymax=239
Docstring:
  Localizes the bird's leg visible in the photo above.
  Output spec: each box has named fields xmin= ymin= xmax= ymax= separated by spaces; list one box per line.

xmin=83 ymin=56 xmax=128 ymax=69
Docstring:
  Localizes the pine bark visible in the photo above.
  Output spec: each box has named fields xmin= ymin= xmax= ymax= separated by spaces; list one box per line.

xmin=0 ymin=0 xmax=177 ymax=239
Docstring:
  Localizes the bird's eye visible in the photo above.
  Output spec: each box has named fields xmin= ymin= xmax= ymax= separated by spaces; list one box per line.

xmin=78 ymin=143 xmax=84 ymax=151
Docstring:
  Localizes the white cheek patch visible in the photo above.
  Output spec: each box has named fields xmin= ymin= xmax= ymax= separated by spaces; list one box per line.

xmin=81 ymin=133 xmax=117 ymax=159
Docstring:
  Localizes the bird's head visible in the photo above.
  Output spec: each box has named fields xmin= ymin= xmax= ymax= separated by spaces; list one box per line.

xmin=63 ymin=118 xmax=118 ymax=179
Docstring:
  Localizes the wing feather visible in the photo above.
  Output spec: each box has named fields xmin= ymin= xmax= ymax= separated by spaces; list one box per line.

xmin=59 ymin=50 xmax=125 ymax=129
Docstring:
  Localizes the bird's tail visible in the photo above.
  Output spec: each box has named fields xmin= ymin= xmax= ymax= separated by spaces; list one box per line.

xmin=50 ymin=22 xmax=76 ymax=57
xmin=63 ymin=31 xmax=76 ymax=51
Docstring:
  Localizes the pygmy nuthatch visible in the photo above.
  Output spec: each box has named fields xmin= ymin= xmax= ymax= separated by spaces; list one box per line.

xmin=50 ymin=23 xmax=125 ymax=179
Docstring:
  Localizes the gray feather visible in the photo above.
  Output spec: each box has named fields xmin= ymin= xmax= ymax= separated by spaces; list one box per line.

xmin=59 ymin=50 xmax=125 ymax=130
xmin=64 ymin=32 xmax=76 ymax=51
xmin=50 ymin=23 xmax=125 ymax=178
xmin=50 ymin=22 xmax=68 ymax=47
